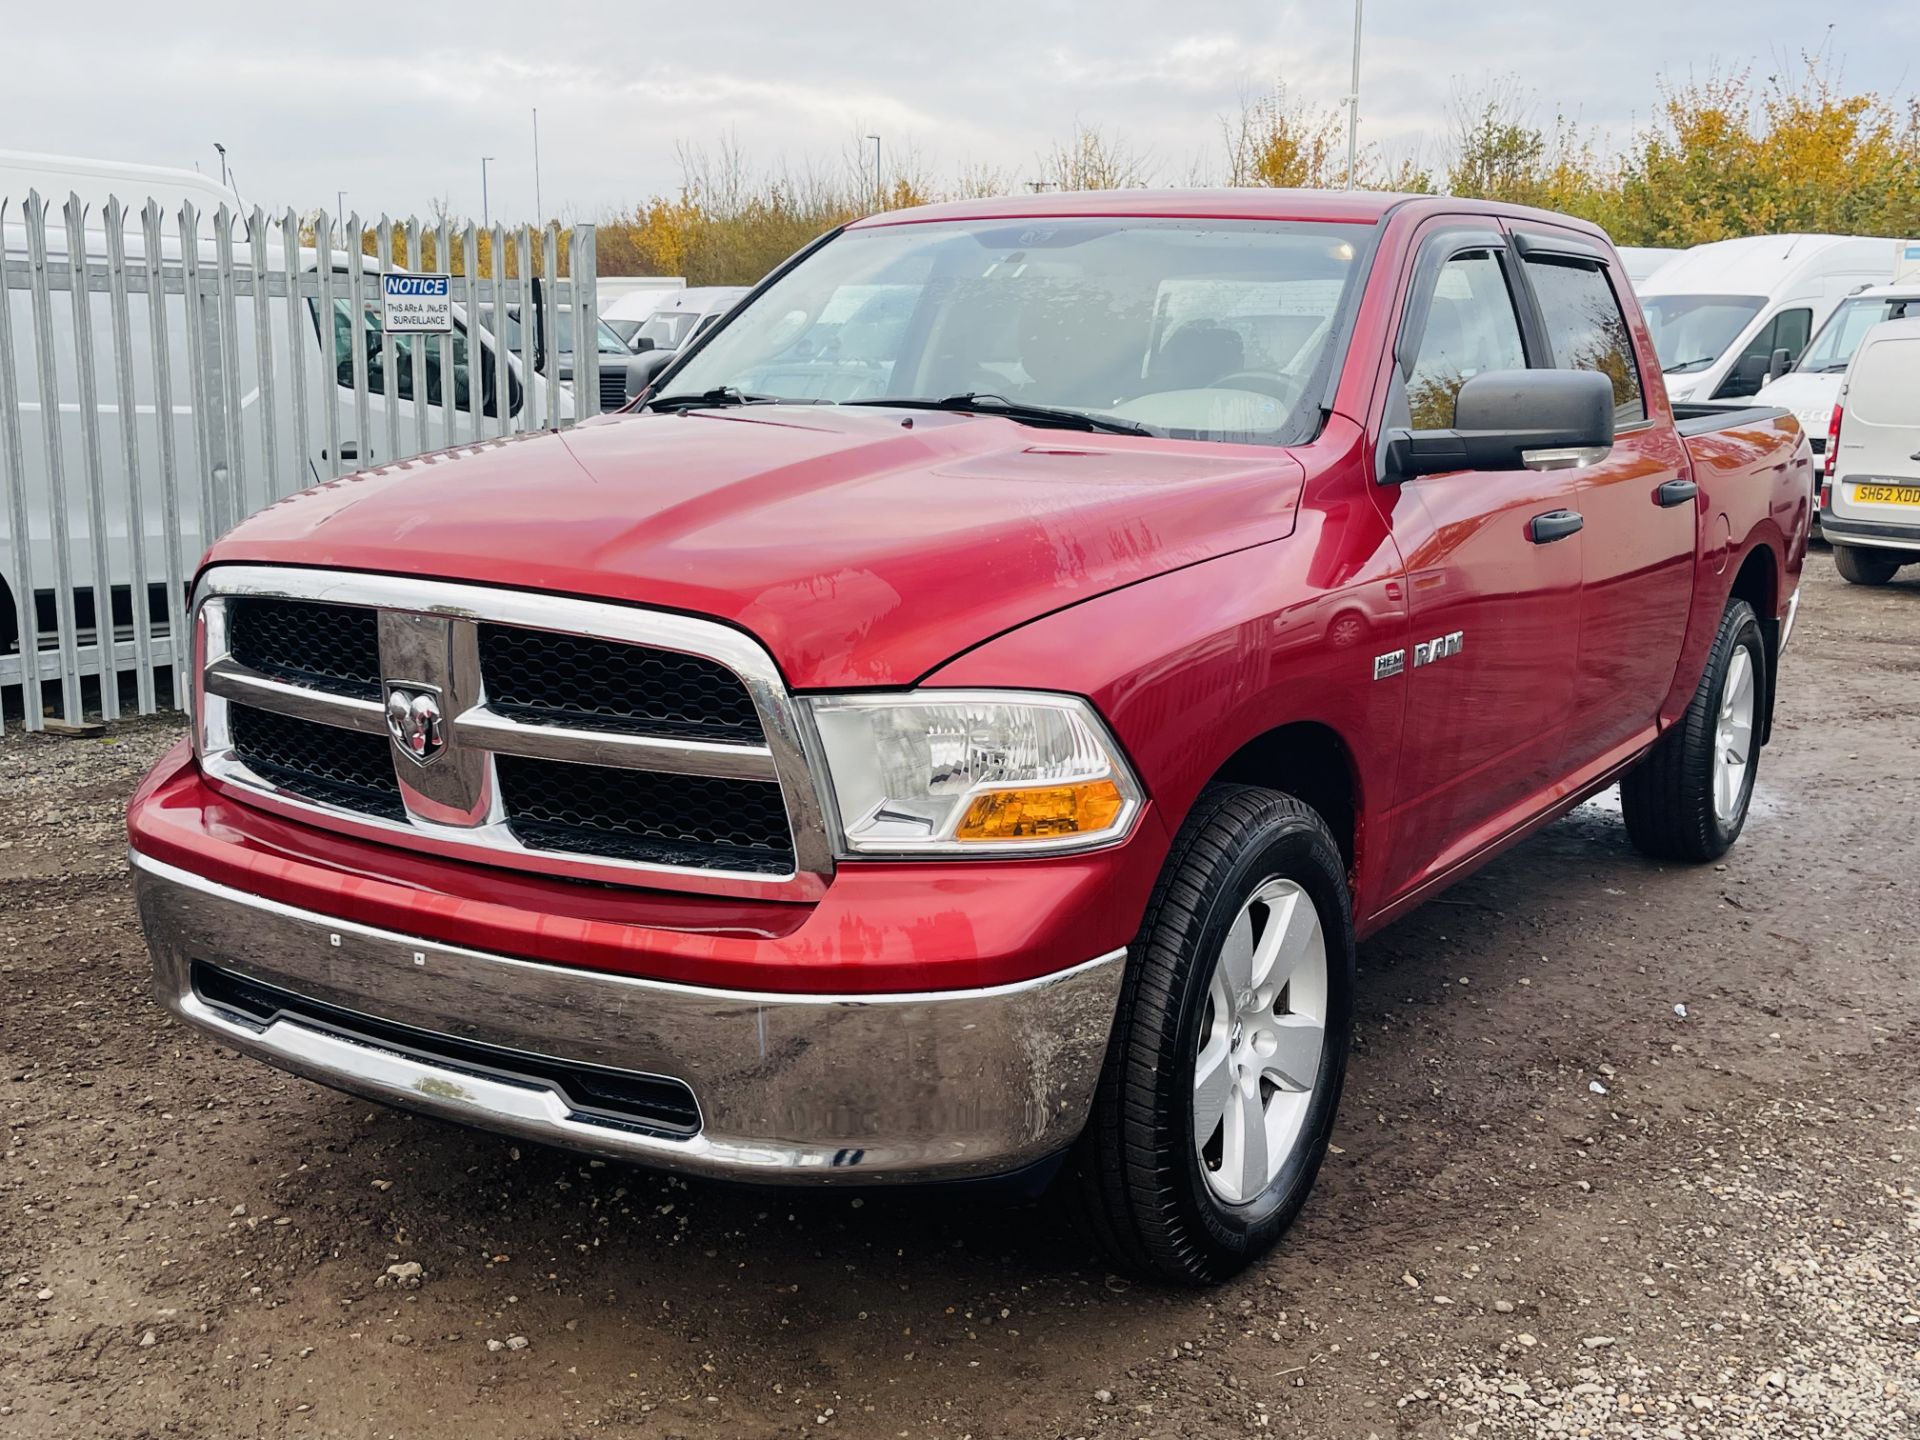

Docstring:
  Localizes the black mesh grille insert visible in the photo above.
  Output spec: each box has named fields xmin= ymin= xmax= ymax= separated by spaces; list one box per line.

xmin=228 ymin=703 xmax=404 ymax=821
xmin=497 ymin=756 xmax=792 ymax=874
xmin=228 ymin=598 xmax=381 ymax=700
xmin=478 ymin=624 xmax=763 ymax=743
xmin=191 ymin=962 xmax=700 ymax=1137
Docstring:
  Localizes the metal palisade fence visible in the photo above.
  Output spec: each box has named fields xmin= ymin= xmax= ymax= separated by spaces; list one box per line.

xmin=0 ymin=191 xmax=603 ymax=734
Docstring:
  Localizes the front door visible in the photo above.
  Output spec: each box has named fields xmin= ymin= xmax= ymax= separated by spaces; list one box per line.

xmin=1373 ymin=230 xmax=1584 ymax=901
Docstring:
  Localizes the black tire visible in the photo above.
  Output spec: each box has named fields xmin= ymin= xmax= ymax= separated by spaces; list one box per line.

xmin=1620 ymin=598 xmax=1765 ymax=862
xmin=1069 ymin=784 xmax=1355 ymax=1284
xmin=1833 ymin=544 xmax=1903 ymax=586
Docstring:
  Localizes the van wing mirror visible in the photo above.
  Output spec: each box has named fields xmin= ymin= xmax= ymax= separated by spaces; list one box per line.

xmin=1766 ymin=346 xmax=1793 ymax=384
xmin=1384 ymin=369 xmax=1615 ymax=479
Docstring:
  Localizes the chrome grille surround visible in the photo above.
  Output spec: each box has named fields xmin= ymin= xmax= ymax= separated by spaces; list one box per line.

xmin=192 ymin=565 xmax=833 ymax=899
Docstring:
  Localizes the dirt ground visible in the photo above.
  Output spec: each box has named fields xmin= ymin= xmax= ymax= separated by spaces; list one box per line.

xmin=2 ymin=551 xmax=1917 ymax=1440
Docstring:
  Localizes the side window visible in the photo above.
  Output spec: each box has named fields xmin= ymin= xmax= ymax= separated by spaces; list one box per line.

xmin=312 ymin=292 xmax=520 ymax=417
xmin=1715 ymin=306 xmax=1812 ymax=398
xmin=1404 ymin=252 xmax=1527 ymax=430
xmin=1524 ymin=258 xmax=1647 ymax=425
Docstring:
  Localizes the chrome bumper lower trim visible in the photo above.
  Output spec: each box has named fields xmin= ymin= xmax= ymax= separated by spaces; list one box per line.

xmin=130 ymin=851 xmax=1125 ymax=1183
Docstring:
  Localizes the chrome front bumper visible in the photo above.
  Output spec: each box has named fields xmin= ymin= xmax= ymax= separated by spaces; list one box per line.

xmin=130 ymin=851 xmax=1125 ymax=1184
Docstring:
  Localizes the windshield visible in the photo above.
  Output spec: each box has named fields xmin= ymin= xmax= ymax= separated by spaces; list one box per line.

xmin=637 ymin=309 xmax=709 ymax=349
xmin=1796 ymin=294 xmax=1920 ymax=374
xmin=653 ymin=217 xmax=1370 ymax=445
xmin=482 ymin=307 xmax=627 ymax=355
xmin=1639 ymin=293 xmax=1765 ymax=373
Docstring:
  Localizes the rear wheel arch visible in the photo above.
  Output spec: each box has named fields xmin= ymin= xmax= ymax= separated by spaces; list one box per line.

xmin=1726 ymin=542 xmax=1779 ymax=745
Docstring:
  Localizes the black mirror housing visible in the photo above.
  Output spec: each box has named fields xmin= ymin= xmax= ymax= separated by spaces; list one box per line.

xmin=1384 ymin=369 xmax=1615 ymax=479
xmin=631 ymin=335 xmax=655 ymax=352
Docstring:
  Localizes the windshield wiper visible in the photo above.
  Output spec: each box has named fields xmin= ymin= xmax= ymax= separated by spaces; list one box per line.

xmin=843 ymin=393 xmax=1153 ymax=436
xmin=1663 ymin=358 xmax=1719 ymax=374
xmin=648 ymin=386 xmax=784 ymax=413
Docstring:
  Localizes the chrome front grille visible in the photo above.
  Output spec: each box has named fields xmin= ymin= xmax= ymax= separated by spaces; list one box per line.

xmin=193 ymin=567 xmax=833 ymax=898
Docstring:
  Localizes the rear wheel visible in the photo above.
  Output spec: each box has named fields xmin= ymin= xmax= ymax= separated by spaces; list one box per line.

xmin=1070 ymin=784 xmax=1354 ymax=1284
xmin=1833 ymin=544 xmax=1904 ymax=586
xmin=1621 ymin=598 xmax=1764 ymax=862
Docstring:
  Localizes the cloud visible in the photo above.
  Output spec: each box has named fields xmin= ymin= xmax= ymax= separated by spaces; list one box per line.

xmin=0 ymin=0 xmax=1907 ymax=223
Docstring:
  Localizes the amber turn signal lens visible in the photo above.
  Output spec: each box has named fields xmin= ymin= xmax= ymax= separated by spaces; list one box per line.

xmin=953 ymin=779 xmax=1126 ymax=841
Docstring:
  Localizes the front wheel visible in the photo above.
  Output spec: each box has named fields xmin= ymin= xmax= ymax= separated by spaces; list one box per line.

xmin=1833 ymin=544 xmax=1904 ymax=586
xmin=1070 ymin=784 xmax=1354 ymax=1284
xmin=1621 ymin=598 xmax=1765 ymax=862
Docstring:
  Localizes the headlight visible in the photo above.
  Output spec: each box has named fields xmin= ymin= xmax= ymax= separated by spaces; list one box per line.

xmin=803 ymin=691 xmax=1142 ymax=856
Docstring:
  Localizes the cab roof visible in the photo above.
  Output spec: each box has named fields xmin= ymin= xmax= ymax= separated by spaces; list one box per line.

xmin=852 ymin=188 xmax=1413 ymax=229
xmin=848 ymin=189 xmax=1624 ymax=251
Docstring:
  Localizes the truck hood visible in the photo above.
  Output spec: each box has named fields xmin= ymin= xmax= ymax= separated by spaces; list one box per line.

xmin=207 ymin=406 xmax=1306 ymax=687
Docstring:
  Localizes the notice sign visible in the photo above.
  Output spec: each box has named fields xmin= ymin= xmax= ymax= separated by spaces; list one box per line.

xmin=381 ymin=273 xmax=452 ymax=333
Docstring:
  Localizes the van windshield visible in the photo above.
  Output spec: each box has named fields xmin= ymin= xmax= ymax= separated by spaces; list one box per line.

xmin=651 ymin=217 xmax=1370 ymax=446
xmin=1796 ymin=294 xmax=1920 ymax=374
xmin=637 ymin=310 xmax=709 ymax=349
xmin=1640 ymin=294 xmax=1765 ymax=373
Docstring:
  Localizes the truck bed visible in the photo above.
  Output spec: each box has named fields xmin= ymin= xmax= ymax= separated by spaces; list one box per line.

xmin=1670 ymin=401 xmax=1793 ymax=438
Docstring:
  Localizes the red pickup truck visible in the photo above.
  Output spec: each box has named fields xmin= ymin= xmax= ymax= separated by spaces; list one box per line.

xmin=128 ymin=190 xmax=1811 ymax=1283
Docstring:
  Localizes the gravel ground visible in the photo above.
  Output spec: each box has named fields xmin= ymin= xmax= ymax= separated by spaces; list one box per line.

xmin=2 ymin=552 xmax=1917 ymax=1440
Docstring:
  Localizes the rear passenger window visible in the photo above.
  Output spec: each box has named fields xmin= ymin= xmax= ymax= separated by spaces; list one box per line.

xmin=1405 ymin=252 xmax=1527 ymax=429
xmin=1524 ymin=258 xmax=1646 ymax=424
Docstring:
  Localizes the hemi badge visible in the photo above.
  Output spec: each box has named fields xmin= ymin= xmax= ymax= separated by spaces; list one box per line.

xmin=1373 ymin=650 xmax=1406 ymax=680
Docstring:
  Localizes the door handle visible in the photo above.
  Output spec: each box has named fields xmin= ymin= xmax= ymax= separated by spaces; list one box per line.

xmin=1527 ymin=509 xmax=1584 ymax=544
xmin=323 ymin=443 xmax=360 ymax=461
xmin=1655 ymin=478 xmax=1698 ymax=507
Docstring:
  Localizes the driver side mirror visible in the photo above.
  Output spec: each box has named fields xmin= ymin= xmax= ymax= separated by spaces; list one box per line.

xmin=631 ymin=335 xmax=655 ymax=352
xmin=1383 ymin=369 xmax=1615 ymax=479
xmin=1765 ymin=346 xmax=1792 ymax=384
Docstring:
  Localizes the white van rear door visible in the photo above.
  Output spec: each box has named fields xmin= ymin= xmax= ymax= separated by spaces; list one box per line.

xmin=1834 ymin=323 xmax=1920 ymax=516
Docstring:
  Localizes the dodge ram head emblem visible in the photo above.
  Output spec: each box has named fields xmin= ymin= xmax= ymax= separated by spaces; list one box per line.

xmin=384 ymin=683 xmax=446 ymax=764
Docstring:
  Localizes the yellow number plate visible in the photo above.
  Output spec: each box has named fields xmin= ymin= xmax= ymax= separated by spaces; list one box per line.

xmin=1853 ymin=483 xmax=1920 ymax=506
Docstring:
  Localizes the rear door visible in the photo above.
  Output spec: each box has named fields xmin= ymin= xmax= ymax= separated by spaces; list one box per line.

xmin=1832 ymin=321 xmax=1920 ymax=517
xmin=1373 ymin=224 xmax=1585 ymax=898
xmin=1509 ymin=227 xmax=1694 ymax=763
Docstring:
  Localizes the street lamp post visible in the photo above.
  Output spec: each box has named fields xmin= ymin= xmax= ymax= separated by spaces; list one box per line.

xmin=481 ymin=156 xmax=496 ymax=228
xmin=336 ymin=191 xmax=346 ymax=235
xmin=1344 ymin=0 xmax=1364 ymax=189
xmin=532 ymin=109 xmax=543 ymax=222
xmin=866 ymin=134 xmax=882 ymax=210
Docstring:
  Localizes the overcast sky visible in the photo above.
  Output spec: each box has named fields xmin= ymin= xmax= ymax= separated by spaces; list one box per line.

xmin=2 ymin=2 xmax=1909 ymax=223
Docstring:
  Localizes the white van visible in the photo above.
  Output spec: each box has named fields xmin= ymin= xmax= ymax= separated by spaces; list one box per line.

xmin=1638 ymin=235 xmax=1913 ymax=404
xmin=1758 ymin=280 xmax=1920 ymax=460
xmin=1821 ymin=316 xmax=1920 ymax=585
xmin=2 ymin=163 xmax=565 ymax=666
xmin=600 ymin=280 xmax=686 ymax=347
xmin=1615 ymin=245 xmax=1680 ymax=291
xmin=0 ymin=150 xmax=238 ymax=223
